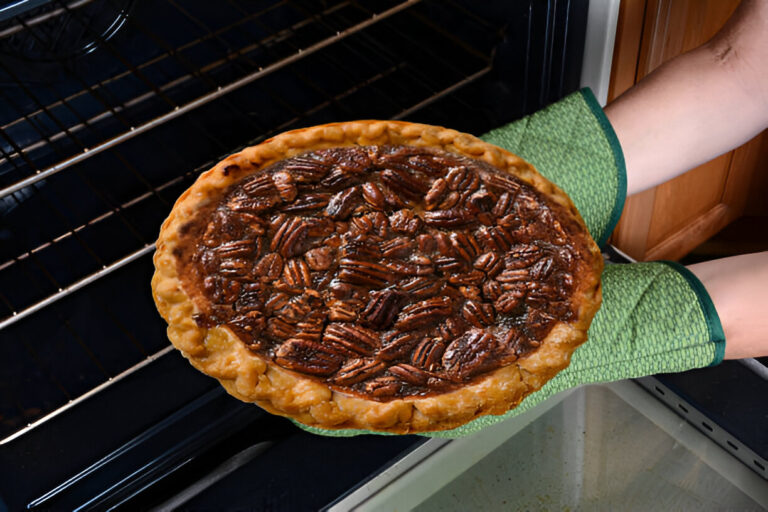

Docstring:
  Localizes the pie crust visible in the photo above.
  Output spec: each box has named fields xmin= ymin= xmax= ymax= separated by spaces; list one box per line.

xmin=152 ymin=120 xmax=603 ymax=433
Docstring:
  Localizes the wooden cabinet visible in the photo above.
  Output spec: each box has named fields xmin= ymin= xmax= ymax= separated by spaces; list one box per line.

xmin=607 ymin=0 xmax=768 ymax=261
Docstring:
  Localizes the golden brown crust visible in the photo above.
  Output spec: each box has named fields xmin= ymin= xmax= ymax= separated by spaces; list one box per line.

xmin=152 ymin=120 xmax=603 ymax=433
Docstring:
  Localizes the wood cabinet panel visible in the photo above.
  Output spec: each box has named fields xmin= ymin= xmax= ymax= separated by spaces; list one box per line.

xmin=607 ymin=0 xmax=766 ymax=261
xmin=647 ymin=153 xmax=732 ymax=248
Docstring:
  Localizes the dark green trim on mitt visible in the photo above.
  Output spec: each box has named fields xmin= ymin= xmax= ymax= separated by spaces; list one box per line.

xmin=579 ymin=87 xmax=627 ymax=248
xmin=661 ymin=261 xmax=726 ymax=366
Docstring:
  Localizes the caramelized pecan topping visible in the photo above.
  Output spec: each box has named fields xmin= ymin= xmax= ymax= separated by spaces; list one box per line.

xmin=182 ymin=145 xmax=589 ymax=399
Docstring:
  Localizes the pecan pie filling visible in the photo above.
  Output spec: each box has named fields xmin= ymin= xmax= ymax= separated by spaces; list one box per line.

xmin=176 ymin=145 xmax=590 ymax=400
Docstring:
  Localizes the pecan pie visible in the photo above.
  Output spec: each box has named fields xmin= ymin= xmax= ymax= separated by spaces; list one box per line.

xmin=152 ymin=121 xmax=603 ymax=433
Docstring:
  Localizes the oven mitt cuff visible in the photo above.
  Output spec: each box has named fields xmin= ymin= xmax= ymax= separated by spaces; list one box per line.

xmin=481 ymin=87 xmax=626 ymax=247
xmin=295 ymin=261 xmax=724 ymax=438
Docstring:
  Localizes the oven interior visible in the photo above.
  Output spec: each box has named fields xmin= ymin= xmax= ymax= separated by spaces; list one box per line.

xmin=0 ymin=1 xmax=590 ymax=509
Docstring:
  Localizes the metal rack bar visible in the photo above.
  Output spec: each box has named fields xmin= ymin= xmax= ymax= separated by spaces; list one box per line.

xmin=0 ymin=345 xmax=175 ymax=445
xmin=0 ymin=0 xmax=95 ymax=38
xmin=113 ymin=0 xmax=272 ymax=134
xmin=0 ymin=244 xmax=153 ymax=331
xmin=0 ymin=89 xmax=113 ymax=276
xmin=393 ymin=66 xmax=492 ymax=119
xmin=0 ymin=0 xmax=420 ymax=199
xmin=0 ymin=77 xmax=146 ymax=272
xmin=326 ymin=1 xmax=487 ymax=114
xmin=56 ymin=0 xmax=232 ymax=154
xmin=223 ymin=0 xmax=393 ymax=117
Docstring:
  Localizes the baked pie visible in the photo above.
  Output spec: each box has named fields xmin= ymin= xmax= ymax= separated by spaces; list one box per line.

xmin=152 ymin=121 xmax=603 ymax=433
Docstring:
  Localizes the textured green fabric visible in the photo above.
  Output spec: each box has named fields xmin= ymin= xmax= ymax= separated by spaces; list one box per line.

xmin=482 ymin=88 xmax=626 ymax=247
xmin=294 ymin=89 xmax=724 ymax=438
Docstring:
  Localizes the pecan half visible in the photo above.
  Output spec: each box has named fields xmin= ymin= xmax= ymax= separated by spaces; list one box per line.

xmin=398 ymin=276 xmax=444 ymax=298
xmin=411 ymin=337 xmax=447 ymax=371
xmin=281 ymin=259 xmax=312 ymax=289
xmin=227 ymin=194 xmax=278 ymax=213
xmin=388 ymin=363 xmax=433 ymax=386
xmin=278 ymin=295 xmax=312 ymax=323
xmin=326 ymin=186 xmax=361 ymax=220
xmin=266 ymin=317 xmax=296 ymax=341
xmin=505 ymin=244 xmax=543 ymax=269
xmin=304 ymin=246 xmax=334 ymax=271
xmin=215 ymin=240 xmax=255 ymax=259
xmin=449 ymin=232 xmax=480 ymax=262
xmin=461 ymin=300 xmax=495 ymax=327
xmin=423 ymin=208 xmax=474 ymax=228
xmin=272 ymin=170 xmax=297 ymax=202
xmin=327 ymin=298 xmax=362 ymax=322
xmin=395 ymin=296 xmax=452 ymax=331
xmin=338 ymin=258 xmax=392 ymax=287
xmin=279 ymin=192 xmax=331 ymax=213
xmin=274 ymin=338 xmax=344 ymax=376
xmin=379 ymin=237 xmax=413 ymax=259
xmin=496 ymin=268 xmax=530 ymax=283
xmin=494 ymin=286 xmax=527 ymax=314
xmin=442 ymin=329 xmax=500 ymax=380
xmin=492 ymin=191 xmax=515 ymax=217
xmin=270 ymin=217 xmax=308 ymax=258
xmin=281 ymin=156 xmax=330 ymax=182
xmin=364 ymin=376 xmax=402 ymax=398
xmin=446 ymin=167 xmax=479 ymax=195
xmin=332 ymin=358 xmax=386 ymax=386
xmin=475 ymin=226 xmax=513 ymax=252
xmin=448 ymin=270 xmax=485 ymax=286
xmin=360 ymin=289 xmax=403 ymax=329
xmin=481 ymin=172 xmax=521 ymax=194
xmin=379 ymin=332 xmax=420 ymax=361
xmin=380 ymin=168 xmax=429 ymax=200
xmin=264 ymin=291 xmax=290 ymax=313
xmin=323 ymin=323 xmax=380 ymax=356
xmin=474 ymin=251 xmax=503 ymax=278
xmin=424 ymin=178 xmax=448 ymax=209
xmin=361 ymin=182 xmax=385 ymax=209
xmin=218 ymin=258 xmax=249 ymax=278
xmin=241 ymin=172 xmax=277 ymax=196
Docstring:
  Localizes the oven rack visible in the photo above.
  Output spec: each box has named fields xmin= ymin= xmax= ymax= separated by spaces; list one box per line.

xmin=1 ymin=0 xmax=580 ymax=442
xmin=1 ymin=0 xmax=433 ymax=327
xmin=0 ymin=0 xmax=506 ymax=326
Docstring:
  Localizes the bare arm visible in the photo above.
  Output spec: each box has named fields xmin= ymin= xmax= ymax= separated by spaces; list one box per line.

xmin=605 ymin=2 xmax=768 ymax=359
xmin=687 ymin=252 xmax=768 ymax=360
xmin=605 ymin=0 xmax=768 ymax=196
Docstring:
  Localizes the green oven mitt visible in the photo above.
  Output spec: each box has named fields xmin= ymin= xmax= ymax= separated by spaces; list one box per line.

xmin=294 ymin=89 xmax=725 ymax=438
xmin=482 ymin=88 xmax=625 ymax=247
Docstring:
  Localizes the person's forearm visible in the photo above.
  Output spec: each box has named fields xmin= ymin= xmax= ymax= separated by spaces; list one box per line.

xmin=688 ymin=251 xmax=768 ymax=360
xmin=605 ymin=0 xmax=768 ymax=196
